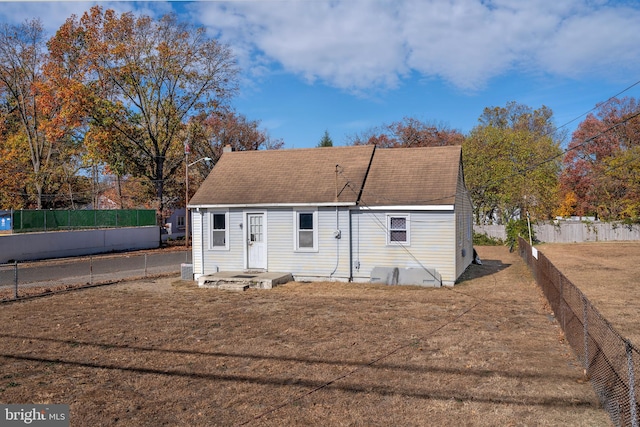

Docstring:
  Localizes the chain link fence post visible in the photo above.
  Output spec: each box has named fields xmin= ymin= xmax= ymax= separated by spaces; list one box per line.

xmin=559 ymin=272 xmax=565 ymax=332
xmin=520 ymin=240 xmax=640 ymax=425
xmin=13 ymin=260 xmax=18 ymax=300
xmin=627 ymin=340 xmax=639 ymax=427
xmin=582 ymin=294 xmax=589 ymax=375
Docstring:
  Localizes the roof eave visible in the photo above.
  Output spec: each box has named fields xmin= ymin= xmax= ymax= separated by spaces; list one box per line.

xmin=353 ymin=204 xmax=455 ymax=211
xmin=188 ymin=202 xmax=358 ymax=209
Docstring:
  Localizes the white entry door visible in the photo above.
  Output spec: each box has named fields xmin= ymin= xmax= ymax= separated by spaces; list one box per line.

xmin=247 ymin=213 xmax=267 ymax=270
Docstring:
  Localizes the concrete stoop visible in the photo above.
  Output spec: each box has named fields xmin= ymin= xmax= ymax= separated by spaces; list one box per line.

xmin=197 ymin=272 xmax=293 ymax=290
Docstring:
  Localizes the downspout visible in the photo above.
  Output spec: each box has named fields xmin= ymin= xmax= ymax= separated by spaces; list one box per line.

xmin=347 ymin=208 xmax=353 ymax=282
xmin=200 ymin=210 xmax=205 ymax=276
xmin=330 ymin=165 xmax=340 ymax=278
xmin=330 ymin=208 xmax=340 ymax=279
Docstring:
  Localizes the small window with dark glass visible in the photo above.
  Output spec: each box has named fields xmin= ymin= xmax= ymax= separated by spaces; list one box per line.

xmin=298 ymin=212 xmax=314 ymax=248
xmin=388 ymin=215 xmax=408 ymax=244
xmin=212 ymin=213 xmax=226 ymax=247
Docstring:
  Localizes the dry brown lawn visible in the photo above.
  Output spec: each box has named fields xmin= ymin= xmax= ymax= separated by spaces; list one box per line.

xmin=536 ymin=241 xmax=640 ymax=347
xmin=0 ymin=246 xmax=609 ymax=426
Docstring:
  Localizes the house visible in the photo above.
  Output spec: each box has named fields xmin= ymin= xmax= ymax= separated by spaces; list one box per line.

xmin=187 ymin=144 xmax=474 ymax=286
xmin=162 ymin=208 xmax=187 ymax=241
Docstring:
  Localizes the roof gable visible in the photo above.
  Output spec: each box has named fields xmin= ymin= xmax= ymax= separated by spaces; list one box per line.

xmin=188 ymin=145 xmax=375 ymax=206
xmin=188 ymin=144 xmax=462 ymax=207
xmin=360 ymin=146 xmax=461 ymax=207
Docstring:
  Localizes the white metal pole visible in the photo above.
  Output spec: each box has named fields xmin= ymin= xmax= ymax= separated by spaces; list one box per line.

xmin=527 ymin=211 xmax=532 ymax=246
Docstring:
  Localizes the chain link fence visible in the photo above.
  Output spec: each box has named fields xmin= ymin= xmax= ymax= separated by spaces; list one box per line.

xmin=0 ymin=250 xmax=189 ymax=301
xmin=2 ymin=209 xmax=156 ymax=233
xmin=518 ymin=237 xmax=639 ymax=427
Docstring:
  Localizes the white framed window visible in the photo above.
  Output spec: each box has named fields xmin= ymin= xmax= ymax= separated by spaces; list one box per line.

xmin=387 ymin=214 xmax=410 ymax=245
xmin=209 ymin=211 xmax=229 ymax=250
xmin=294 ymin=209 xmax=318 ymax=251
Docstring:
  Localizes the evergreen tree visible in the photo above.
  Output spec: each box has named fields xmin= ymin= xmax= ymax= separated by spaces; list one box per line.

xmin=317 ymin=130 xmax=333 ymax=147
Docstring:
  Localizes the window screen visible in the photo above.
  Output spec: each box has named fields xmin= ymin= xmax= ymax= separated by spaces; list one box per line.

xmin=389 ymin=216 xmax=408 ymax=243
xmin=212 ymin=213 xmax=226 ymax=247
xmin=298 ymin=212 xmax=314 ymax=248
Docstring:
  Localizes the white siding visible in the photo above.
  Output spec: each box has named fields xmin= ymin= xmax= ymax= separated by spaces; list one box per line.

xmin=351 ymin=209 xmax=457 ymax=285
xmin=192 ymin=201 xmax=470 ymax=284
xmin=193 ymin=206 xmax=352 ymax=279
xmin=267 ymin=207 xmax=351 ymax=280
xmin=191 ymin=210 xmax=203 ymax=275
xmin=195 ymin=208 xmax=245 ymax=274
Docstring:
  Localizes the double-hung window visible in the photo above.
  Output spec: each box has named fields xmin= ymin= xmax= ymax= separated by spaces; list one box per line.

xmin=387 ymin=214 xmax=410 ymax=245
xmin=295 ymin=209 xmax=318 ymax=251
xmin=210 ymin=211 xmax=229 ymax=250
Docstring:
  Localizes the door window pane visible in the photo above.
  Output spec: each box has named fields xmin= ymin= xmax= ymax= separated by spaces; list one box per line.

xmin=250 ymin=215 xmax=263 ymax=242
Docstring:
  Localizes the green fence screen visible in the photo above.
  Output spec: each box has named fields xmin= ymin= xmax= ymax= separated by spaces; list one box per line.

xmin=10 ymin=209 xmax=156 ymax=233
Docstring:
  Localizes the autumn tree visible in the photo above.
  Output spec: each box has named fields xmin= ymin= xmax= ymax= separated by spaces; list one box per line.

xmin=463 ymin=102 xmax=563 ymax=224
xmin=47 ymin=6 xmax=239 ymax=218
xmin=172 ymin=110 xmax=284 ymax=205
xmin=0 ymin=19 xmax=57 ymax=208
xmin=0 ymin=128 xmax=30 ymax=209
xmin=348 ymin=117 xmax=464 ymax=147
xmin=560 ymin=97 xmax=640 ymax=220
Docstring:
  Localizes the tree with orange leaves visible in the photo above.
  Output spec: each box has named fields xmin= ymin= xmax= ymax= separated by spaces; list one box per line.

xmin=0 ymin=19 xmax=55 ymax=208
xmin=161 ymin=110 xmax=283 ymax=208
xmin=348 ymin=116 xmax=464 ymax=147
xmin=560 ymin=97 xmax=640 ymax=220
xmin=47 ymin=6 xmax=239 ymax=218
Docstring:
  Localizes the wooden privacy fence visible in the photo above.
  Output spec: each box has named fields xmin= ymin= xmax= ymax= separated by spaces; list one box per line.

xmin=476 ymin=222 xmax=640 ymax=243
xmin=518 ymin=237 xmax=639 ymax=427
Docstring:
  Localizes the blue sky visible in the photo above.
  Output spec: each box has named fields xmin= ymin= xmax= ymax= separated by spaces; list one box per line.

xmin=2 ymin=0 xmax=640 ymax=148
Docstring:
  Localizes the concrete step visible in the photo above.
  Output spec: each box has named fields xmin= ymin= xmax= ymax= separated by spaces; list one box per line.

xmin=197 ymin=272 xmax=293 ymax=290
xmin=217 ymin=282 xmax=250 ymax=292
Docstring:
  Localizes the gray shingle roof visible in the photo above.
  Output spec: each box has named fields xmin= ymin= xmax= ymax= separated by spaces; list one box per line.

xmin=360 ymin=146 xmax=461 ymax=206
xmin=188 ymin=144 xmax=462 ymax=207
xmin=189 ymin=145 xmax=375 ymax=206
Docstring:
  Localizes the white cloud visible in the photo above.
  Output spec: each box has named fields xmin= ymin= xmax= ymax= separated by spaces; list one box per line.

xmin=190 ymin=0 xmax=640 ymax=92
xmin=2 ymin=1 xmax=638 ymax=93
xmin=537 ymin=5 xmax=640 ymax=79
xmin=0 ymin=2 xmax=173 ymax=34
xmin=0 ymin=2 xmax=95 ymax=32
xmin=192 ymin=0 xmax=408 ymax=91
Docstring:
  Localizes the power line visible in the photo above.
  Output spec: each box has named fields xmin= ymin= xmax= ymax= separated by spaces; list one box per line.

xmin=335 ymin=168 xmax=446 ymax=283
xmin=239 ymin=280 xmax=490 ymax=426
xmin=473 ymin=109 xmax=640 ymax=195
xmin=466 ymin=78 xmax=640 ymax=197
xmin=553 ymin=79 xmax=640 ymax=137
xmin=333 ymin=82 xmax=640 ymax=212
